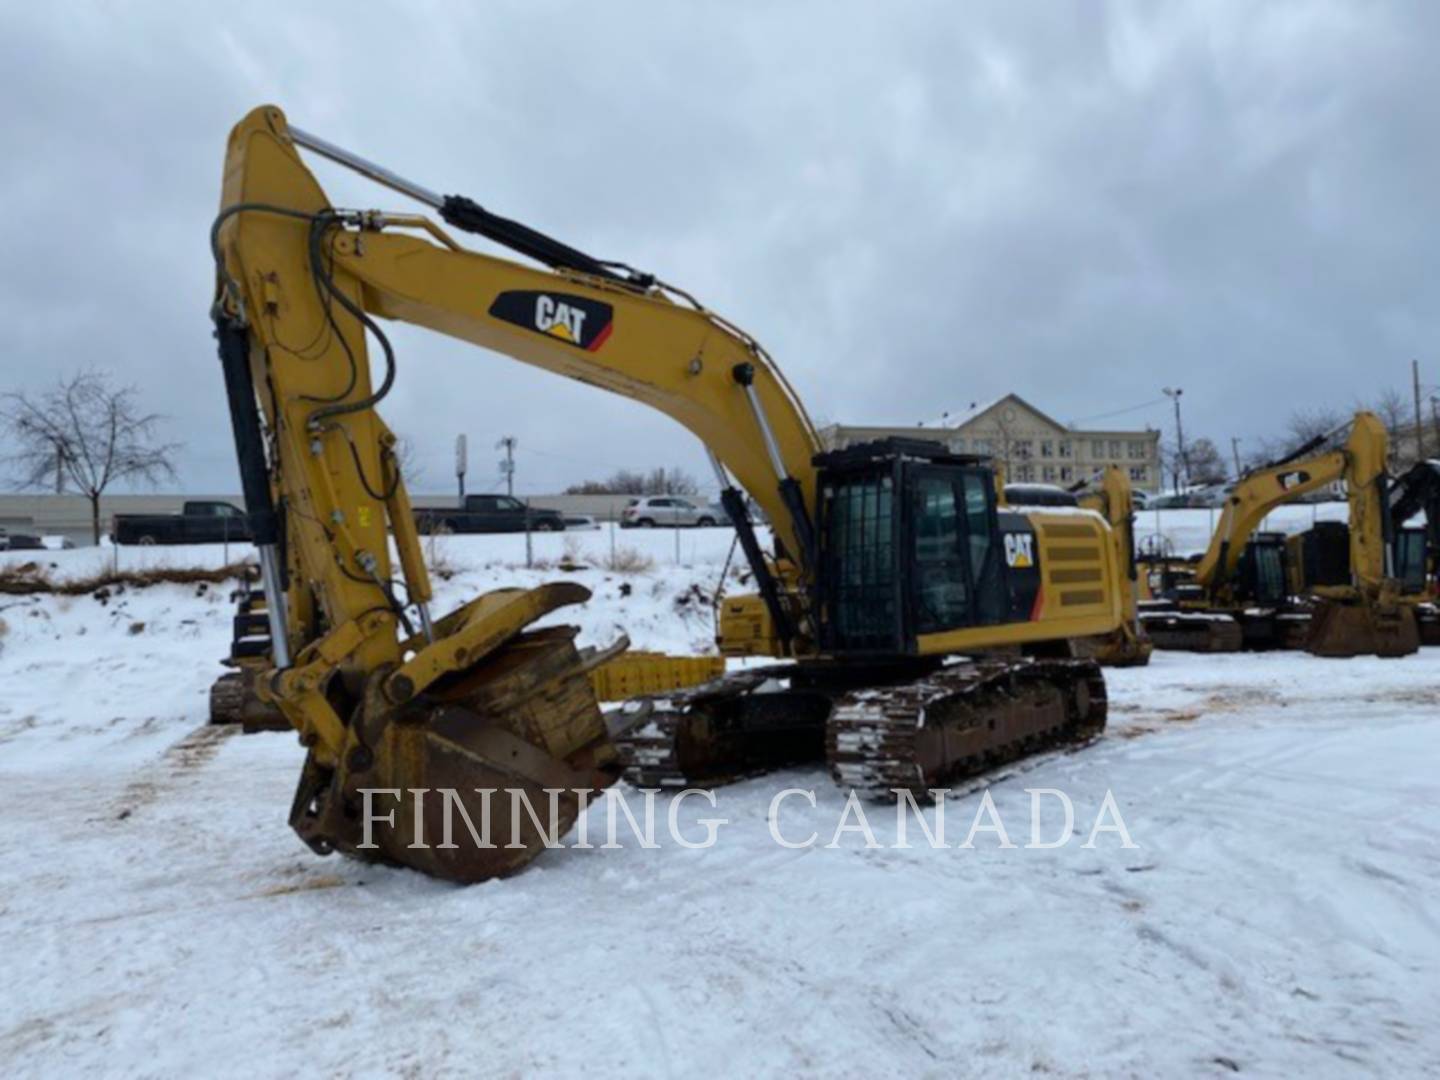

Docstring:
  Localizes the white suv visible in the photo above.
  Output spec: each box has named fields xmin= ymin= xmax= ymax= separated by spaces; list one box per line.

xmin=620 ymin=496 xmax=720 ymax=528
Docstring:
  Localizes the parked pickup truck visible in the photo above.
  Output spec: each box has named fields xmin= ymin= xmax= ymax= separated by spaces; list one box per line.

xmin=414 ymin=495 xmax=565 ymax=535
xmin=110 ymin=501 xmax=252 ymax=545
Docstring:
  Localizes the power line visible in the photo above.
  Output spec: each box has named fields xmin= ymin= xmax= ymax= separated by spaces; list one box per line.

xmin=1068 ymin=396 xmax=1168 ymax=426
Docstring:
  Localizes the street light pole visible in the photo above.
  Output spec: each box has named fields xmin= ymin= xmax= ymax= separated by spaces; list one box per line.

xmin=497 ymin=436 xmax=517 ymax=497
xmin=1163 ymin=387 xmax=1188 ymax=488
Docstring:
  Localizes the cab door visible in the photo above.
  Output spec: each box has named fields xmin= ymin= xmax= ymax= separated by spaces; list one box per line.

xmin=909 ymin=471 xmax=970 ymax=634
xmin=907 ymin=467 xmax=1009 ymax=637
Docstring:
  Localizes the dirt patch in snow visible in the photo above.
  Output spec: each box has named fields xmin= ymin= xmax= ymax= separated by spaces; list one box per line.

xmin=0 ymin=560 xmax=256 ymax=596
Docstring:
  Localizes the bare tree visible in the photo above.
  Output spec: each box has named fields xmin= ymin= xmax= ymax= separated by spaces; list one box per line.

xmin=644 ymin=466 xmax=699 ymax=495
xmin=1286 ymin=406 xmax=1347 ymax=448
xmin=1235 ymin=405 xmax=1348 ymax=471
xmin=566 ymin=469 xmax=646 ymax=495
xmin=989 ymin=412 xmax=1020 ymax=477
xmin=393 ymin=435 xmax=427 ymax=489
xmin=566 ymin=466 xmax=700 ymax=496
xmin=1364 ymin=387 xmax=1408 ymax=436
xmin=1359 ymin=387 xmax=1412 ymax=467
xmin=1185 ymin=437 xmax=1227 ymax=484
xmin=1 ymin=371 xmax=179 ymax=544
xmin=1159 ymin=438 xmax=1187 ymax=490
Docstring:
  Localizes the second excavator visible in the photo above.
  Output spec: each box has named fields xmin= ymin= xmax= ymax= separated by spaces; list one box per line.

xmin=210 ymin=106 xmax=1127 ymax=882
xmin=1138 ymin=412 xmax=1418 ymax=657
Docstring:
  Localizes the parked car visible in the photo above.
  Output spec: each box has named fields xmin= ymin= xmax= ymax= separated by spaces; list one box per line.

xmin=700 ymin=498 xmax=761 ymax=527
xmin=110 ymin=500 xmax=252 ymax=545
xmin=1147 ymin=492 xmax=1192 ymax=510
xmin=1131 ymin=490 xmax=1151 ymax=510
xmin=1003 ymin=483 xmax=1078 ymax=508
xmin=414 ymin=494 xmax=565 ymax=534
xmin=620 ymin=496 xmax=722 ymax=528
xmin=1185 ymin=484 xmax=1232 ymax=508
xmin=0 ymin=528 xmax=45 ymax=551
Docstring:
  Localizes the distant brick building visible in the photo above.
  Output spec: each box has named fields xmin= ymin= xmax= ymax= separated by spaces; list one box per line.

xmin=818 ymin=393 xmax=1164 ymax=493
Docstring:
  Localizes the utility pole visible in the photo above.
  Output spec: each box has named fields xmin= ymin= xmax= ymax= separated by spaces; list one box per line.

xmin=1163 ymin=387 xmax=1187 ymax=488
xmin=455 ymin=434 xmax=468 ymax=503
xmin=1230 ymin=436 xmax=1242 ymax=478
xmin=497 ymin=436 xmax=517 ymax=497
xmin=1412 ymin=359 xmax=1424 ymax=462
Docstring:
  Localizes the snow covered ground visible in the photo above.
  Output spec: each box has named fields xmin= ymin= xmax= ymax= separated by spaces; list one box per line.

xmin=2 ymin=529 xmax=1438 ymax=1076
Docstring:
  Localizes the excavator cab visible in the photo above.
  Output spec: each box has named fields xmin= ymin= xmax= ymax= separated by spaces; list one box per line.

xmin=1393 ymin=527 xmax=1429 ymax=595
xmin=815 ymin=439 xmax=1009 ymax=654
xmin=1235 ymin=533 xmax=1289 ymax=608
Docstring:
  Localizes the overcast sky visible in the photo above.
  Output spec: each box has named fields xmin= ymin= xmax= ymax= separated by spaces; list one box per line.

xmin=2 ymin=1 xmax=1437 ymax=495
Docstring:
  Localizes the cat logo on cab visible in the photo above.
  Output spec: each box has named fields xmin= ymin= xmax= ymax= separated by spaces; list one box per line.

xmin=488 ymin=290 xmax=614 ymax=352
xmin=1004 ymin=532 xmax=1036 ymax=569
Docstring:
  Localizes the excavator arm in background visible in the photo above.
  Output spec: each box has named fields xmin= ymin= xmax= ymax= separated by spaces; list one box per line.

xmin=1191 ymin=414 xmax=1387 ymax=600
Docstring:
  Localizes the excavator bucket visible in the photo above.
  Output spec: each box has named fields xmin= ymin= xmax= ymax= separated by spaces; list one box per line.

xmin=1305 ymin=597 xmax=1419 ymax=658
xmin=273 ymin=585 xmax=622 ymax=883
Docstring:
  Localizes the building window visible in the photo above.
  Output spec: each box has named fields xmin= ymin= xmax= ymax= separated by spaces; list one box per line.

xmin=1042 ymin=465 xmax=1056 ymax=482
xmin=1091 ymin=440 xmax=1106 ymax=457
xmin=1058 ymin=440 xmax=1072 ymax=459
xmin=1127 ymin=440 xmax=1146 ymax=460
xmin=1040 ymin=440 xmax=1054 ymax=459
xmin=1060 ymin=466 xmax=1073 ymax=482
xmin=1015 ymin=464 xmax=1033 ymax=482
xmin=1014 ymin=440 xmax=1034 ymax=459
xmin=1129 ymin=466 xmax=1147 ymax=482
xmin=949 ymin=437 xmax=966 ymax=452
xmin=1109 ymin=440 xmax=1122 ymax=458
xmin=974 ymin=437 xmax=992 ymax=454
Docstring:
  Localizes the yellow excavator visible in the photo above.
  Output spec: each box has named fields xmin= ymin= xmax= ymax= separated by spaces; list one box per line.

xmin=209 ymin=105 xmax=1125 ymax=882
xmin=1138 ymin=412 xmax=1418 ymax=657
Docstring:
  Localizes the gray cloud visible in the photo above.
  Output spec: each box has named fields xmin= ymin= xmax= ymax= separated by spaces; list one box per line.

xmin=2 ymin=1 xmax=1436 ymax=494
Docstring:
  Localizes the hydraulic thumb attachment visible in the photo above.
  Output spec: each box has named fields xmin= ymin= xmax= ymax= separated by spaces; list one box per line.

xmin=274 ymin=584 xmax=622 ymax=883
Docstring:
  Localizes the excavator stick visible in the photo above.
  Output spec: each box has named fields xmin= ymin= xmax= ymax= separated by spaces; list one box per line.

xmin=1305 ymin=596 xmax=1419 ymax=658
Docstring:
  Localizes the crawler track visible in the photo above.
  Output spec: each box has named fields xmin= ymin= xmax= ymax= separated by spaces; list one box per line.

xmin=614 ymin=658 xmax=1108 ymax=800
xmin=1140 ymin=612 xmax=1245 ymax=652
xmin=826 ymin=658 xmax=1107 ymax=800
xmin=613 ymin=668 xmax=829 ymax=788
